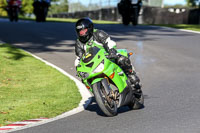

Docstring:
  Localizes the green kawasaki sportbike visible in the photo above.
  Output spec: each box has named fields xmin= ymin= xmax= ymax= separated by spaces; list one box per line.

xmin=76 ymin=42 xmax=144 ymax=116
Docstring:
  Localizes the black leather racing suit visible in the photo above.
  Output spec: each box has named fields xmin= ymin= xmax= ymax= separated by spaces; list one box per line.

xmin=75 ymin=29 xmax=132 ymax=73
xmin=75 ymin=29 xmax=114 ymax=60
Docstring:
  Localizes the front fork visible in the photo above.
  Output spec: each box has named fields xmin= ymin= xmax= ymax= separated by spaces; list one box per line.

xmin=100 ymin=78 xmax=120 ymax=107
xmin=90 ymin=78 xmax=119 ymax=106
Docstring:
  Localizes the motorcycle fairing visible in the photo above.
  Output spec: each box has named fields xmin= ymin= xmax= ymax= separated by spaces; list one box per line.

xmin=77 ymin=46 xmax=129 ymax=94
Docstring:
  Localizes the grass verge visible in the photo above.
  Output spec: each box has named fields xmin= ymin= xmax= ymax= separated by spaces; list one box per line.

xmin=1 ymin=15 xmax=120 ymax=24
xmin=152 ymin=24 xmax=200 ymax=32
xmin=1 ymin=16 xmax=120 ymax=24
xmin=15 ymin=16 xmax=120 ymax=24
xmin=0 ymin=43 xmax=81 ymax=126
xmin=30 ymin=17 xmax=119 ymax=24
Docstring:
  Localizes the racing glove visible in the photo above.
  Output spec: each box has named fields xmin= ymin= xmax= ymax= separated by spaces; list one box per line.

xmin=108 ymin=48 xmax=118 ymax=59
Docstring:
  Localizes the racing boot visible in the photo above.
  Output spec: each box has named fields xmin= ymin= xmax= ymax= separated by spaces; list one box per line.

xmin=127 ymin=70 xmax=142 ymax=90
xmin=127 ymin=70 xmax=143 ymax=100
xmin=116 ymin=55 xmax=142 ymax=90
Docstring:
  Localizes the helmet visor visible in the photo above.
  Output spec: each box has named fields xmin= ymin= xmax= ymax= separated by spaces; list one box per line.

xmin=79 ymin=29 xmax=88 ymax=36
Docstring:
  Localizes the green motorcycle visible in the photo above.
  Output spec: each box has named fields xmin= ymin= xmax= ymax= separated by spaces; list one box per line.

xmin=76 ymin=42 xmax=144 ymax=116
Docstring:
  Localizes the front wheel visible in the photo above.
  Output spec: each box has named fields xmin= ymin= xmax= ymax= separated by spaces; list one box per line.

xmin=93 ymin=82 xmax=117 ymax=117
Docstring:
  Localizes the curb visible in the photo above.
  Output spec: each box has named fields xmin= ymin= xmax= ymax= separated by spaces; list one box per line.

xmin=0 ymin=118 xmax=48 ymax=132
xmin=0 ymin=43 xmax=92 ymax=133
xmin=178 ymin=29 xmax=200 ymax=34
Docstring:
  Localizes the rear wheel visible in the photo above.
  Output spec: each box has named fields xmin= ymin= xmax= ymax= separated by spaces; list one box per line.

xmin=93 ymin=81 xmax=118 ymax=117
xmin=128 ymin=89 xmax=144 ymax=110
xmin=122 ymin=15 xmax=130 ymax=25
xmin=14 ymin=10 xmax=18 ymax=22
xmin=132 ymin=16 xmax=138 ymax=26
xmin=8 ymin=11 xmax=14 ymax=22
xmin=132 ymin=8 xmax=138 ymax=26
xmin=9 ymin=16 xmax=14 ymax=22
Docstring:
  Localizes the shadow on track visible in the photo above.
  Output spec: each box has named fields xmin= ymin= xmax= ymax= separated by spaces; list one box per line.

xmin=0 ymin=43 xmax=30 ymax=60
xmin=0 ymin=21 xmax=194 ymax=60
xmin=86 ymin=97 xmax=145 ymax=117
xmin=0 ymin=22 xmax=77 ymax=55
xmin=95 ymin=24 xmax=194 ymax=43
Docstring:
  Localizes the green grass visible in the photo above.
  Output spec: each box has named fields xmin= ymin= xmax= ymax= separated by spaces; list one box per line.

xmin=152 ymin=24 xmax=200 ymax=32
xmin=46 ymin=17 xmax=120 ymax=24
xmin=0 ymin=43 xmax=81 ymax=126
xmin=16 ymin=16 xmax=120 ymax=24
xmin=0 ymin=15 xmax=120 ymax=24
xmin=1 ymin=15 xmax=120 ymax=24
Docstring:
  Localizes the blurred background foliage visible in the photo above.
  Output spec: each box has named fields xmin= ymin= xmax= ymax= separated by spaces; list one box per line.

xmin=186 ymin=0 xmax=199 ymax=7
xmin=0 ymin=0 xmax=199 ymax=17
xmin=49 ymin=0 xmax=68 ymax=15
xmin=0 ymin=0 xmax=7 ymax=16
xmin=0 ymin=0 xmax=68 ymax=17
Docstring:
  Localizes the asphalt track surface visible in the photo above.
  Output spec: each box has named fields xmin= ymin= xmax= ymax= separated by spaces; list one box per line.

xmin=0 ymin=20 xmax=200 ymax=133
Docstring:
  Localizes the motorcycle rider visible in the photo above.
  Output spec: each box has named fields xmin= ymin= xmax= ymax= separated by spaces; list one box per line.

xmin=118 ymin=0 xmax=142 ymax=25
xmin=118 ymin=0 xmax=142 ymax=14
xmin=75 ymin=18 xmax=141 ymax=90
xmin=6 ymin=0 xmax=22 ymax=22
xmin=7 ymin=0 xmax=22 ymax=7
xmin=33 ymin=0 xmax=51 ymax=22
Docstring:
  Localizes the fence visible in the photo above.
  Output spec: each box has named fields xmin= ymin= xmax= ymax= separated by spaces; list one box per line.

xmin=50 ymin=6 xmax=200 ymax=24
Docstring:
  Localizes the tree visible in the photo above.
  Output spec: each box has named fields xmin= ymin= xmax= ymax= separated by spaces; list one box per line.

xmin=0 ymin=0 xmax=7 ymax=16
xmin=0 ymin=0 xmax=69 ymax=17
xmin=0 ymin=0 xmax=34 ymax=16
xmin=49 ymin=0 xmax=69 ymax=15
xmin=69 ymin=2 xmax=87 ymax=12
xmin=21 ymin=0 xmax=34 ymax=15
xmin=186 ymin=0 xmax=199 ymax=7
xmin=164 ymin=4 xmax=187 ymax=8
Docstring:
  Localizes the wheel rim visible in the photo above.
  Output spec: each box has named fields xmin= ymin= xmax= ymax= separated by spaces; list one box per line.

xmin=99 ymin=84 xmax=117 ymax=111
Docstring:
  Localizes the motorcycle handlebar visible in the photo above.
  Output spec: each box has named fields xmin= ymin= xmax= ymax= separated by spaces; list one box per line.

xmin=106 ymin=54 xmax=118 ymax=59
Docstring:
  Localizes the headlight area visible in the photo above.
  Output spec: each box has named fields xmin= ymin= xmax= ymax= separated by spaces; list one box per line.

xmin=93 ymin=60 xmax=104 ymax=73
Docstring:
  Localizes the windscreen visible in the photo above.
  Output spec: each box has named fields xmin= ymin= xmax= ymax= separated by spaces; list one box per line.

xmin=82 ymin=46 xmax=100 ymax=63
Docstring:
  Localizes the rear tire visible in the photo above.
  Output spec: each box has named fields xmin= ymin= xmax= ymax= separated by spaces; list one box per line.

xmin=132 ymin=16 xmax=138 ymax=26
xmin=14 ymin=13 xmax=18 ymax=22
xmin=132 ymin=8 xmax=138 ymax=26
xmin=128 ymin=89 xmax=144 ymax=110
xmin=93 ymin=82 xmax=118 ymax=117
xmin=9 ymin=17 xmax=14 ymax=22
xmin=122 ymin=16 xmax=130 ymax=25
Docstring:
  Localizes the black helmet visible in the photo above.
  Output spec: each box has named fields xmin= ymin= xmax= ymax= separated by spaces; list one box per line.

xmin=75 ymin=18 xmax=94 ymax=43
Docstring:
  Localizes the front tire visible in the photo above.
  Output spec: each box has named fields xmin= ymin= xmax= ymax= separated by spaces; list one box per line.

xmin=93 ymin=82 xmax=118 ymax=117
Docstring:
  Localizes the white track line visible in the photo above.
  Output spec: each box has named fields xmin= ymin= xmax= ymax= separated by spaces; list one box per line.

xmin=178 ymin=29 xmax=200 ymax=34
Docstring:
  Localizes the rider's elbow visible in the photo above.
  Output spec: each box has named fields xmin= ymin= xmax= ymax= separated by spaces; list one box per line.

xmin=106 ymin=37 xmax=117 ymax=49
